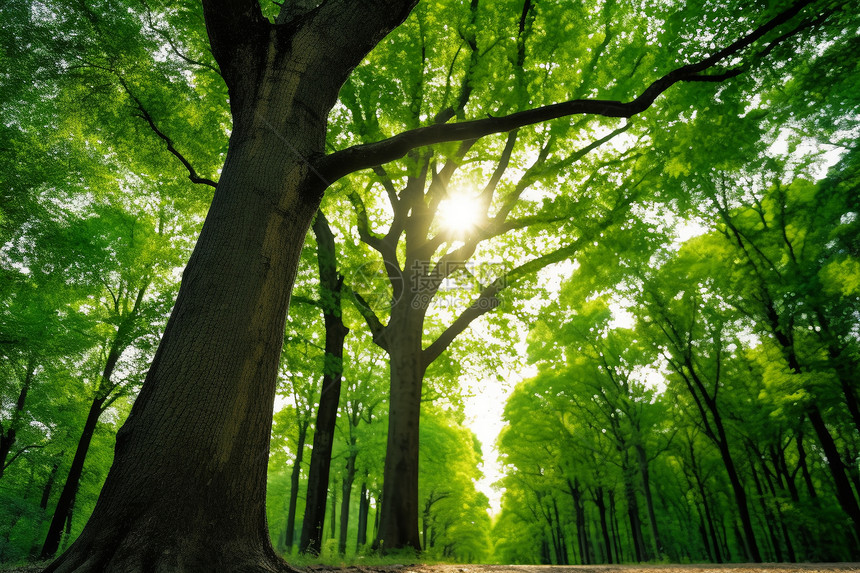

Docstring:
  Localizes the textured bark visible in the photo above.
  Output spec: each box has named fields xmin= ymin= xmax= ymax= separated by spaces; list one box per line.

xmin=375 ymin=304 xmax=425 ymax=552
xmin=42 ymin=2 xmax=418 ymax=570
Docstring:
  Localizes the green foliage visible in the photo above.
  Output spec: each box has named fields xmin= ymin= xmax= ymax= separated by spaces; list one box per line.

xmin=2 ymin=0 xmax=858 ymax=565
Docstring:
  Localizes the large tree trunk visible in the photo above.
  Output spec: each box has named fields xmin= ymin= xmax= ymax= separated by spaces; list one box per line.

xmin=45 ymin=122 xmax=324 ymax=571
xmin=375 ymin=306 xmax=425 ymax=552
xmin=42 ymin=1 xmax=419 ymax=567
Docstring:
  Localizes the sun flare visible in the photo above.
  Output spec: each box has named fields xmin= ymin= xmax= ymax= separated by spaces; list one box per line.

xmin=438 ymin=193 xmax=482 ymax=235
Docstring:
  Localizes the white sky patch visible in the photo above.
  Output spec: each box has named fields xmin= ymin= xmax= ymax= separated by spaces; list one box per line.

xmin=768 ymin=128 xmax=849 ymax=181
xmin=463 ymin=354 xmax=536 ymax=516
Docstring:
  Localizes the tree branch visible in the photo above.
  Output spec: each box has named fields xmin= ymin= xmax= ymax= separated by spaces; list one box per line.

xmin=316 ymin=0 xmax=814 ymax=182
xmin=344 ymin=286 xmax=389 ymax=352
xmin=140 ymin=0 xmax=222 ymax=76
xmin=4 ymin=445 xmax=44 ymax=470
xmin=422 ymin=166 xmax=649 ymax=366
xmin=124 ymin=87 xmax=218 ymax=188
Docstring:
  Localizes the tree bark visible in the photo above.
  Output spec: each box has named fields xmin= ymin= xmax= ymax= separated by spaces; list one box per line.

xmin=356 ymin=481 xmax=369 ymax=550
xmin=609 ymin=490 xmax=623 ymax=563
xmin=375 ymin=307 xmax=425 ymax=552
xmin=300 ymin=213 xmax=349 ymax=555
xmin=284 ymin=422 xmax=308 ymax=553
xmin=338 ymin=448 xmax=357 ymax=554
xmin=635 ymin=443 xmax=662 ymax=557
xmin=712 ymin=410 xmax=761 ymax=562
xmin=41 ymin=396 xmax=105 ymax=559
xmin=43 ymin=3 xmax=419 ymax=569
xmin=807 ymin=405 xmax=860 ymax=546
xmin=0 ymin=362 xmax=33 ymax=479
xmin=593 ymin=487 xmax=613 ymax=563
xmin=330 ymin=485 xmax=338 ymax=540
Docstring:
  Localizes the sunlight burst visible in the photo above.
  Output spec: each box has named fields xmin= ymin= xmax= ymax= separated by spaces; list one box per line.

xmin=438 ymin=192 xmax=483 ymax=235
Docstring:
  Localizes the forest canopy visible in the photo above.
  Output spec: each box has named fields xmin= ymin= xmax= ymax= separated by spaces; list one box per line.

xmin=0 ymin=0 xmax=858 ymax=570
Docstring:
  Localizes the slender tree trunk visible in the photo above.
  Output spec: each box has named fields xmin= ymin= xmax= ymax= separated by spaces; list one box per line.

xmin=330 ymin=486 xmax=337 ymax=541
xmin=0 ymin=366 xmax=33 ymax=480
xmin=609 ymin=490 xmax=623 ymax=563
xmin=635 ymin=443 xmax=662 ymax=557
xmin=712 ymin=418 xmax=761 ymax=562
xmin=356 ymin=482 xmax=369 ymax=551
xmin=285 ymin=423 xmax=308 ymax=554
xmin=338 ymin=449 xmax=357 ymax=554
xmin=621 ymin=457 xmax=646 ymax=562
xmin=376 ymin=307 xmax=425 ymax=552
xmin=717 ymin=517 xmax=731 ymax=562
xmin=696 ymin=507 xmax=712 ymax=562
xmin=796 ymin=429 xmax=817 ymax=499
xmin=594 ymin=487 xmax=613 ymax=564
xmin=40 ymin=459 xmax=62 ymax=511
xmin=552 ymin=497 xmax=567 ymax=564
xmin=698 ymin=483 xmax=722 ymax=563
xmin=41 ymin=396 xmax=105 ymax=559
xmin=749 ymin=459 xmax=782 ymax=561
xmin=807 ymin=405 xmax=860 ymax=546
xmin=300 ymin=212 xmax=349 ymax=555
xmin=373 ymin=496 xmax=380 ymax=539
xmin=760 ymin=451 xmax=797 ymax=562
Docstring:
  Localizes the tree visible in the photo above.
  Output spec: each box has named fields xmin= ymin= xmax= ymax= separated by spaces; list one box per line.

xmin=23 ymin=0 xmax=846 ymax=568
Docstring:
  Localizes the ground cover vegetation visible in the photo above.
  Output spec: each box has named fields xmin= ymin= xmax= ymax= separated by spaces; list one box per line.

xmin=0 ymin=0 xmax=857 ymax=570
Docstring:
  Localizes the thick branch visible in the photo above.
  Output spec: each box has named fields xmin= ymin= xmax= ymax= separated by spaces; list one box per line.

xmin=316 ymin=0 xmax=814 ymax=182
xmin=347 ymin=189 xmax=403 ymax=300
